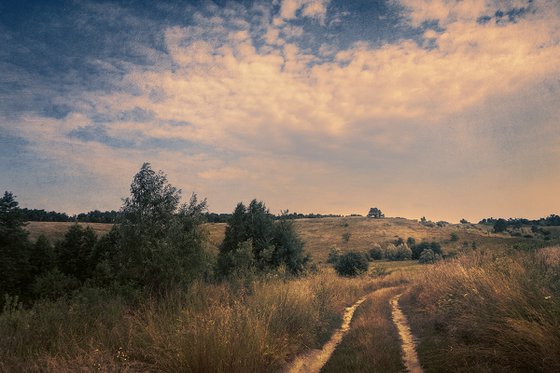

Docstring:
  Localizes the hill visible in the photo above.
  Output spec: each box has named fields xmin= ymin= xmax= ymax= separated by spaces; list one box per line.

xmin=25 ymin=217 xmax=535 ymax=263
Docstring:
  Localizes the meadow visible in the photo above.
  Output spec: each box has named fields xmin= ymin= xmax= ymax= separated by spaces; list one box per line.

xmin=5 ymin=204 xmax=560 ymax=372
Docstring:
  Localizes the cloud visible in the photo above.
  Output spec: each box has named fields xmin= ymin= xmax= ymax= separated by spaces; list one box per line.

xmin=2 ymin=0 xmax=560 ymax=219
xmin=278 ymin=0 xmax=331 ymax=24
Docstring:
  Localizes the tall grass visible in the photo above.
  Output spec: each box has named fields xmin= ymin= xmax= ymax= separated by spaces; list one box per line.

xmin=0 ymin=270 xmax=397 ymax=372
xmin=401 ymin=246 xmax=560 ymax=372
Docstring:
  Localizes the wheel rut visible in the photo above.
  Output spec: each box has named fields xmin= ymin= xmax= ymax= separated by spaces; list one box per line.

xmin=390 ymin=294 xmax=423 ymax=373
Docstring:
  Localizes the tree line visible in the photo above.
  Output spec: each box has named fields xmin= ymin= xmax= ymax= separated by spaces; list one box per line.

xmin=0 ymin=163 xmax=310 ymax=308
xmin=478 ymin=215 xmax=560 ymax=228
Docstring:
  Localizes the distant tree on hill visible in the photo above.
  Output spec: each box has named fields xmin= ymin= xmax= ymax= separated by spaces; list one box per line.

xmin=493 ymin=218 xmax=508 ymax=233
xmin=367 ymin=207 xmax=384 ymax=218
xmin=460 ymin=218 xmax=470 ymax=224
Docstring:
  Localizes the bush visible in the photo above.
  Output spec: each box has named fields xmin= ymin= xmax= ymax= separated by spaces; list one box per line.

xmin=418 ymin=249 xmax=438 ymax=264
xmin=393 ymin=244 xmax=412 ymax=261
xmin=334 ymin=252 xmax=369 ymax=277
xmin=411 ymin=241 xmax=442 ymax=259
xmin=450 ymin=232 xmax=459 ymax=242
xmin=383 ymin=243 xmax=397 ymax=260
xmin=368 ymin=244 xmax=383 ymax=260
xmin=385 ymin=243 xmax=412 ymax=261
xmin=406 ymin=237 xmax=416 ymax=247
xmin=327 ymin=247 xmax=342 ymax=264
xmin=341 ymin=232 xmax=351 ymax=243
xmin=32 ymin=269 xmax=80 ymax=300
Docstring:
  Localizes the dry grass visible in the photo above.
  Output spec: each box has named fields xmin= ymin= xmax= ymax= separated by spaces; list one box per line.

xmin=24 ymin=218 xmax=521 ymax=262
xmin=180 ymin=217 xmax=519 ymax=264
xmin=24 ymin=221 xmax=113 ymax=243
xmin=1 ymin=269 xmax=407 ymax=372
xmin=401 ymin=246 xmax=560 ymax=372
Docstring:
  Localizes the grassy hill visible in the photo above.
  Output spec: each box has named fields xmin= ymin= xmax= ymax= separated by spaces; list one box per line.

xmin=25 ymin=216 xmax=532 ymax=264
xmin=25 ymin=221 xmax=114 ymax=243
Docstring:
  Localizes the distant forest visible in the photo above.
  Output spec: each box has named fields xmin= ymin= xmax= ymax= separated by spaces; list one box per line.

xmin=18 ymin=208 xmax=342 ymax=223
xmin=478 ymin=215 xmax=560 ymax=227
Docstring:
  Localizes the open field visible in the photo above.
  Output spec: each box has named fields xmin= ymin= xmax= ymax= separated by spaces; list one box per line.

xmin=25 ymin=221 xmax=114 ymax=243
xmin=25 ymin=217 xmax=538 ymax=263
xmin=13 ymin=217 xmax=560 ymax=372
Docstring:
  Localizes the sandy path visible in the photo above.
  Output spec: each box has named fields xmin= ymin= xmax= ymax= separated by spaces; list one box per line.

xmin=390 ymin=294 xmax=423 ymax=373
xmin=285 ymin=295 xmax=368 ymax=373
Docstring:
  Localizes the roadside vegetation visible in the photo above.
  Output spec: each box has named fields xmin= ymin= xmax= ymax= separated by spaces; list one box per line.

xmin=401 ymin=247 xmax=560 ymax=373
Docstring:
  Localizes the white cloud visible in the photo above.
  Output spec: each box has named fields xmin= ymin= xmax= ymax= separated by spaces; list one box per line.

xmin=278 ymin=0 xmax=330 ymax=23
xmin=6 ymin=0 xmax=560 ymax=219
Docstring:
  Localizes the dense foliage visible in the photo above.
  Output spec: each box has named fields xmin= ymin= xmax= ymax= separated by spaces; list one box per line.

xmin=334 ymin=251 xmax=369 ymax=277
xmin=217 ymin=201 xmax=310 ymax=276
xmin=1 ymin=163 xmax=314 ymax=307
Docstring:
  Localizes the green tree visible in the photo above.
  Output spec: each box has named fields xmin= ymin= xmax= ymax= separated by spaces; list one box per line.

xmin=55 ymin=224 xmax=98 ymax=282
xmin=0 ymin=192 xmax=32 ymax=302
xmin=115 ymin=163 xmax=208 ymax=291
xmin=217 ymin=199 xmax=309 ymax=276
xmin=29 ymin=234 xmax=55 ymax=278
xmin=493 ymin=218 xmax=508 ymax=233
xmin=334 ymin=251 xmax=369 ymax=277
xmin=272 ymin=218 xmax=309 ymax=274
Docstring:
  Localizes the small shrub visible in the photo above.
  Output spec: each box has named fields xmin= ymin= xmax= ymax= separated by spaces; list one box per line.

xmin=393 ymin=244 xmax=412 ymax=261
xmin=334 ymin=252 xmax=369 ymax=277
xmin=368 ymin=245 xmax=383 ymax=260
xmin=383 ymin=243 xmax=397 ymax=259
xmin=406 ymin=237 xmax=416 ymax=247
xmin=341 ymin=232 xmax=351 ymax=243
xmin=418 ymin=249 xmax=441 ymax=264
xmin=450 ymin=233 xmax=459 ymax=242
xmin=32 ymin=269 xmax=80 ymax=300
xmin=327 ymin=247 xmax=342 ymax=264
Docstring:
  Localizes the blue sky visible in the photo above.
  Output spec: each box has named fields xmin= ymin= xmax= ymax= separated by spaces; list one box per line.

xmin=1 ymin=0 xmax=559 ymax=221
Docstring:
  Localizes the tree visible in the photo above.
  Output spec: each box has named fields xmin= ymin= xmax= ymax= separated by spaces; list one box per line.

xmin=272 ymin=218 xmax=310 ymax=274
xmin=411 ymin=241 xmax=442 ymax=259
xmin=29 ymin=234 xmax=55 ymax=278
xmin=0 ymin=192 xmax=32 ymax=303
xmin=419 ymin=249 xmax=437 ymax=264
xmin=367 ymin=207 xmax=384 ymax=218
xmin=334 ymin=252 xmax=369 ymax=276
xmin=115 ymin=163 xmax=208 ymax=291
xmin=217 ymin=199 xmax=309 ymax=276
xmin=493 ymin=218 xmax=508 ymax=233
xmin=55 ymin=224 xmax=97 ymax=282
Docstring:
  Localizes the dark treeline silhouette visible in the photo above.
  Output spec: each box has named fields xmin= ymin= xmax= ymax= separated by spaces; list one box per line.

xmin=18 ymin=208 xmax=72 ymax=222
xmin=18 ymin=208 xmax=120 ymax=223
xmin=479 ymin=215 xmax=560 ymax=228
xmin=207 ymin=211 xmax=342 ymax=223
xmin=20 ymin=208 xmax=342 ymax=224
xmin=76 ymin=210 xmax=120 ymax=223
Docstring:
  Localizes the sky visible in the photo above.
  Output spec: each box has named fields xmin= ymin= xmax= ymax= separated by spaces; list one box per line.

xmin=1 ymin=0 xmax=559 ymax=222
